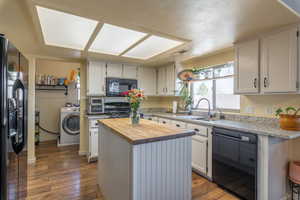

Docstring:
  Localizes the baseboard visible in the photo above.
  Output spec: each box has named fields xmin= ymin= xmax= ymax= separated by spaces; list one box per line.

xmin=57 ymin=139 xmax=79 ymax=147
xmin=78 ymin=151 xmax=87 ymax=156
xmin=281 ymin=192 xmax=291 ymax=200
xmin=28 ymin=157 xmax=36 ymax=164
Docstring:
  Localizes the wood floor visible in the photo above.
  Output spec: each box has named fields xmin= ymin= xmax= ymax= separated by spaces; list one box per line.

xmin=26 ymin=141 xmax=239 ymax=200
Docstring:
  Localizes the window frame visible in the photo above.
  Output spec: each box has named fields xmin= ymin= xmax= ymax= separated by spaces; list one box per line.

xmin=191 ymin=62 xmax=240 ymax=112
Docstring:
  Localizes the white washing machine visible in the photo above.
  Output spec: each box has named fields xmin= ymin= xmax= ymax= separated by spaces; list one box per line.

xmin=59 ymin=107 xmax=80 ymax=146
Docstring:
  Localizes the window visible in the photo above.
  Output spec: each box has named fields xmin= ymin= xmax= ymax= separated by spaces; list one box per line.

xmin=193 ymin=80 xmax=213 ymax=109
xmin=192 ymin=62 xmax=240 ymax=111
xmin=215 ymin=77 xmax=240 ymax=110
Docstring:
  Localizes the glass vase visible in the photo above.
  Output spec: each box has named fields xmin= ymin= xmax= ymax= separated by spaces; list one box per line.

xmin=130 ymin=109 xmax=140 ymax=125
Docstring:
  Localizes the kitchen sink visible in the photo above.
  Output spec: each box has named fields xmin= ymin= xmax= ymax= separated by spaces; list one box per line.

xmin=175 ymin=115 xmax=218 ymax=121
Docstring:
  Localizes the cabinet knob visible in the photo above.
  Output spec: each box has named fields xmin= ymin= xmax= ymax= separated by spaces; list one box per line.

xmin=263 ymin=77 xmax=268 ymax=88
xmin=253 ymin=78 xmax=257 ymax=88
xmin=194 ymin=128 xmax=199 ymax=132
xmin=176 ymin=124 xmax=180 ymax=127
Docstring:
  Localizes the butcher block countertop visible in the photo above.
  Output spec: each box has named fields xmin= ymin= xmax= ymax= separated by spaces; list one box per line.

xmin=98 ymin=118 xmax=195 ymax=145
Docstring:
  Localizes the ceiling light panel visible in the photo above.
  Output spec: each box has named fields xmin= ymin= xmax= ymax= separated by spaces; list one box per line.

xmin=89 ymin=24 xmax=147 ymax=55
xmin=123 ymin=36 xmax=184 ymax=59
xmin=36 ymin=6 xmax=98 ymax=50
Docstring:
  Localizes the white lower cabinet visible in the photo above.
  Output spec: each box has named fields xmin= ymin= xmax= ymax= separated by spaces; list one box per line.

xmin=187 ymin=123 xmax=212 ymax=178
xmin=89 ymin=128 xmax=98 ymax=162
xmin=191 ymin=135 xmax=208 ymax=175
xmin=145 ymin=117 xmax=212 ymax=177
xmin=88 ymin=119 xmax=100 ymax=162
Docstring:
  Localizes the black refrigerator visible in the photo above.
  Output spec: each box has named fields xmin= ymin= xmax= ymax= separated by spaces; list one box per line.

xmin=0 ymin=35 xmax=28 ymax=200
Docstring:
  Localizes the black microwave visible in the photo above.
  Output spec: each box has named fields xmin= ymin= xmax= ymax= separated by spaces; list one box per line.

xmin=106 ymin=78 xmax=138 ymax=97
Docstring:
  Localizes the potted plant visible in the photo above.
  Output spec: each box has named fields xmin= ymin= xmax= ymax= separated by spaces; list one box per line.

xmin=275 ymin=107 xmax=300 ymax=131
xmin=122 ymin=89 xmax=146 ymax=125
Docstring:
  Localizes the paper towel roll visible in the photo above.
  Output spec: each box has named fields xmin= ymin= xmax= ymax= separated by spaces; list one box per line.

xmin=172 ymin=101 xmax=178 ymax=114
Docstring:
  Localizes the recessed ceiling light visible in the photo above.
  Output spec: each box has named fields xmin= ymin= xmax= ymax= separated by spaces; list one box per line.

xmin=89 ymin=24 xmax=147 ymax=55
xmin=36 ymin=6 xmax=98 ymax=50
xmin=122 ymin=35 xmax=184 ymax=60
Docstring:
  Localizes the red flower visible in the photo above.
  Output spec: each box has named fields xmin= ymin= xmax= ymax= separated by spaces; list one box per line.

xmin=137 ymin=94 xmax=142 ymax=97
xmin=121 ymin=91 xmax=129 ymax=96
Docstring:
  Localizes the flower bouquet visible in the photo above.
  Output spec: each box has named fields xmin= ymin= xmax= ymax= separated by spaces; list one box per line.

xmin=122 ymin=89 xmax=146 ymax=125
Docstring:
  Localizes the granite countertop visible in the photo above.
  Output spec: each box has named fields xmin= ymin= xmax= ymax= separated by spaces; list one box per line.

xmin=98 ymin=118 xmax=195 ymax=145
xmin=145 ymin=113 xmax=300 ymax=140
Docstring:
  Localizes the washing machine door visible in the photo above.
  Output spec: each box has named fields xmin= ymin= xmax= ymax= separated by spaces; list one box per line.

xmin=62 ymin=113 xmax=80 ymax=135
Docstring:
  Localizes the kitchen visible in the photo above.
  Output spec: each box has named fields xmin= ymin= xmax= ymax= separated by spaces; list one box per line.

xmin=1 ymin=0 xmax=300 ymax=200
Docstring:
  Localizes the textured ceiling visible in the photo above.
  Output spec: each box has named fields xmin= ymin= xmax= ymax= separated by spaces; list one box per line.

xmin=0 ymin=0 xmax=299 ymax=65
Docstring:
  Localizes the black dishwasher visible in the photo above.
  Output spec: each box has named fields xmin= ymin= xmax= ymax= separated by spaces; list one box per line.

xmin=212 ymin=128 xmax=257 ymax=200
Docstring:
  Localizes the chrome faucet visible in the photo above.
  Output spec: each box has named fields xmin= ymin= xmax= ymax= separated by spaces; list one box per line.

xmin=217 ymin=108 xmax=225 ymax=119
xmin=194 ymin=98 xmax=211 ymax=119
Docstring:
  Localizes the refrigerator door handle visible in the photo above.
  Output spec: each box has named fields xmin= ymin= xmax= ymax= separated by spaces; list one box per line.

xmin=10 ymin=79 xmax=25 ymax=154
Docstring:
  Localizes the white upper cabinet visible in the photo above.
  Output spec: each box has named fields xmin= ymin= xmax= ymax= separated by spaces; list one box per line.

xmin=157 ymin=67 xmax=166 ymax=95
xmin=261 ymin=26 xmax=298 ymax=93
xmin=123 ymin=64 xmax=137 ymax=79
xmin=87 ymin=61 xmax=106 ymax=96
xmin=234 ymin=39 xmax=260 ymax=94
xmin=138 ymin=67 xmax=157 ymax=96
xmin=106 ymin=63 xmax=123 ymax=78
xmin=157 ymin=64 xmax=176 ymax=96
xmin=166 ymin=65 xmax=176 ymax=95
xmin=107 ymin=63 xmax=137 ymax=79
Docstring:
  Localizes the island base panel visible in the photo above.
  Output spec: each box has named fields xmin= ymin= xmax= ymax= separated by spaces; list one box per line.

xmin=98 ymin=124 xmax=192 ymax=200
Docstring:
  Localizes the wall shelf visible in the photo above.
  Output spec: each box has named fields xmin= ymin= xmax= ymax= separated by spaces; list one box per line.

xmin=35 ymin=84 xmax=68 ymax=95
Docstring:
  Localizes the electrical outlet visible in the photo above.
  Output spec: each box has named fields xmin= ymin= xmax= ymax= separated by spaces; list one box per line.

xmin=265 ymin=106 xmax=276 ymax=115
xmin=244 ymin=106 xmax=255 ymax=114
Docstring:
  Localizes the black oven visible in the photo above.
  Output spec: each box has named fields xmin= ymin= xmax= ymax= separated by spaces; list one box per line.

xmin=212 ymin=128 xmax=257 ymax=200
xmin=106 ymin=78 xmax=137 ymax=97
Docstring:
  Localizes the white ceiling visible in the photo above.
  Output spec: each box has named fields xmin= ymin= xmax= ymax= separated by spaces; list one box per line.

xmin=0 ymin=0 xmax=299 ymax=66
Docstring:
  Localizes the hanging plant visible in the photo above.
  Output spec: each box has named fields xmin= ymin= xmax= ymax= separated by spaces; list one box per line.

xmin=177 ymin=69 xmax=194 ymax=81
xmin=179 ymin=82 xmax=193 ymax=110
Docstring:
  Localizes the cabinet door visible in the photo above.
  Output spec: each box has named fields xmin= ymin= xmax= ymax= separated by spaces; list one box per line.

xmin=157 ymin=67 xmax=166 ymax=95
xmin=234 ymin=39 xmax=260 ymax=94
xmin=261 ymin=27 xmax=298 ymax=93
xmin=123 ymin=64 xmax=137 ymax=79
xmin=166 ymin=65 xmax=175 ymax=95
xmin=87 ymin=61 xmax=106 ymax=96
xmin=89 ymin=128 xmax=98 ymax=158
xmin=187 ymin=123 xmax=208 ymax=137
xmin=192 ymin=135 xmax=208 ymax=175
xmin=107 ymin=63 xmax=123 ymax=78
xmin=138 ymin=67 xmax=157 ymax=95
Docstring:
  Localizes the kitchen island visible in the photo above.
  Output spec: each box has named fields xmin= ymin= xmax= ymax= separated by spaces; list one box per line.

xmin=97 ymin=118 xmax=195 ymax=200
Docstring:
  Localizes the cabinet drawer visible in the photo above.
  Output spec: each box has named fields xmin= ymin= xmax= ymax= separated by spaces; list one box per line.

xmin=171 ymin=120 xmax=187 ymax=129
xmin=187 ymin=124 xmax=208 ymax=137
xmin=89 ymin=120 xmax=99 ymax=128
xmin=158 ymin=118 xmax=172 ymax=125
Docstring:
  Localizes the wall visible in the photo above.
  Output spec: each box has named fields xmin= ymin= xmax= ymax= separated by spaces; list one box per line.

xmin=27 ymin=56 xmax=36 ymax=164
xmin=79 ymin=61 xmax=88 ymax=155
xmin=167 ymin=49 xmax=300 ymax=119
xmin=35 ymin=59 xmax=80 ymax=141
xmin=240 ymin=94 xmax=300 ymax=118
xmin=141 ymin=96 xmax=181 ymax=109
xmin=181 ymin=48 xmax=235 ymax=69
